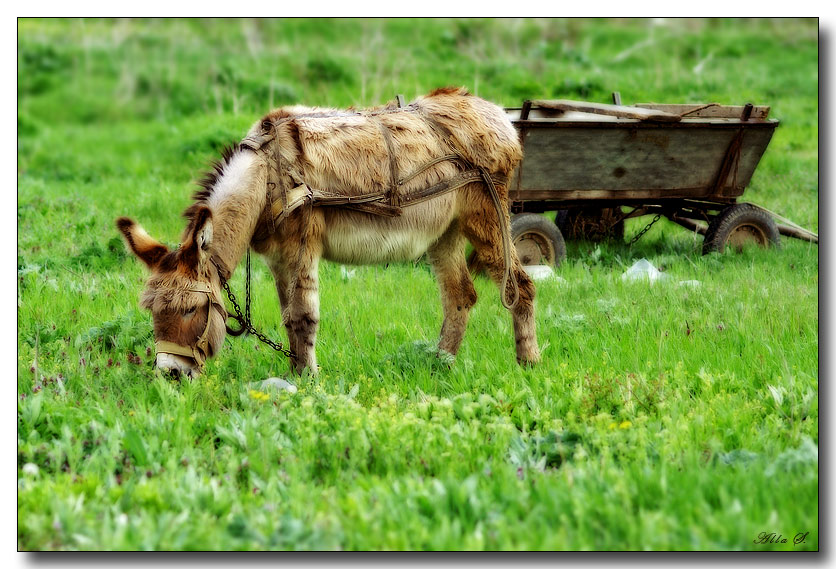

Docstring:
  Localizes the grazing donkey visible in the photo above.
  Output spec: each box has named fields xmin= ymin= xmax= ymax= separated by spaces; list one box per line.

xmin=117 ymin=87 xmax=539 ymax=378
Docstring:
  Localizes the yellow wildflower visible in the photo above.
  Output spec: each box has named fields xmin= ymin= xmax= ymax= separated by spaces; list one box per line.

xmin=248 ymin=390 xmax=270 ymax=402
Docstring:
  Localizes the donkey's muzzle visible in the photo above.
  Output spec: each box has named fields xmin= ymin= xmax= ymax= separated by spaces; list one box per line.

xmin=155 ymin=352 xmax=199 ymax=379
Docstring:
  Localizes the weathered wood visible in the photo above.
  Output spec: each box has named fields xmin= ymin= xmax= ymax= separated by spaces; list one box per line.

xmin=510 ymin=187 xmax=719 ymax=202
xmin=520 ymin=100 xmax=532 ymax=120
xmin=513 ymin=118 xmax=777 ymax=129
xmin=530 ymin=99 xmax=681 ymax=122
xmin=512 ymin=125 xmax=776 ymax=201
xmin=667 ymin=215 xmax=708 ymax=235
xmin=777 ymin=224 xmax=818 ymax=243
xmin=635 ymin=103 xmax=771 ymax=120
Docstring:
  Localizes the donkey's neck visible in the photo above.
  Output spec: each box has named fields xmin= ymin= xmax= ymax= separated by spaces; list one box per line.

xmin=202 ymin=149 xmax=267 ymax=277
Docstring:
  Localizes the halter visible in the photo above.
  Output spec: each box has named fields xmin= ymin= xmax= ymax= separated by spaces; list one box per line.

xmin=154 ymin=281 xmax=227 ymax=369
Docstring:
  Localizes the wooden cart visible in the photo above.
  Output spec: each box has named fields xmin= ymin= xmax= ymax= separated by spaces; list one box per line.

xmin=502 ymin=96 xmax=818 ymax=267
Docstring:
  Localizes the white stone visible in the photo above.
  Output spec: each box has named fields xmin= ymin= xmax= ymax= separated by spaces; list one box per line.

xmin=255 ymin=377 xmax=298 ymax=393
xmin=523 ymin=264 xmax=557 ymax=281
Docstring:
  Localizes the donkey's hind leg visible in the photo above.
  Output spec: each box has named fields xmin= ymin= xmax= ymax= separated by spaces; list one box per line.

xmin=461 ymin=192 xmax=541 ymax=365
xmin=427 ymin=221 xmax=478 ymax=356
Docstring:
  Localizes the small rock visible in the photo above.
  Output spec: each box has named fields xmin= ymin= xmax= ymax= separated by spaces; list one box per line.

xmin=253 ymin=377 xmax=297 ymax=393
xmin=22 ymin=463 xmax=39 ymax=476
xmin=523 ymin=264 xmax=559 ymax=281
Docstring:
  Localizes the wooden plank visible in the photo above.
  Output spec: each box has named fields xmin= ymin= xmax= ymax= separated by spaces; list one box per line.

xmin=635 ymin=103 xmax=770 ymax=119
xmin=777 ymin=224 xmax=818 ymax=243
xmin=512 ymin=119 xmax=777 ymax=129
xmin=530 ymin=99 xmax=681 ymax=122
xmin=510 ymin=188 xmax=718 ymax=202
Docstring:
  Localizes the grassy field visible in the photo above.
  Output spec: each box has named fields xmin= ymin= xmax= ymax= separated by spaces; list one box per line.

xmin=17 ymin=18 xmax=818 ymax=550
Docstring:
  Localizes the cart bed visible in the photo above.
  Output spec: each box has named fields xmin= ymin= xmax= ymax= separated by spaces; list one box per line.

xmin=506 ymin=100 xmax=778 ymax=209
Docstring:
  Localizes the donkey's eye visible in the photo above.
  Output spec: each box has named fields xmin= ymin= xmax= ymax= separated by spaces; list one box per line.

xmin=184 ymin=306 xmax=196 ymax=316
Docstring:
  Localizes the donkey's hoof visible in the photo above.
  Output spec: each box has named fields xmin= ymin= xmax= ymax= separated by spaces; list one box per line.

xmin=517 ymin=350 xmax=541 ymax=367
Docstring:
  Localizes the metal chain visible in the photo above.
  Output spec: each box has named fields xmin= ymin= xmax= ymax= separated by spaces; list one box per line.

xmin=220 ymin=250 xmax=294 ymax=359
xmin=244 ymin=249 xmax=251 ymax=323
xmin=628 ymin=214 xmax=662 ymax=247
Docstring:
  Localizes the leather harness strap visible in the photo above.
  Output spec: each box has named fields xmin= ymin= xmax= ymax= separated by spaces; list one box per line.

xmin=375 ymin=118 xmax=401 ymax=207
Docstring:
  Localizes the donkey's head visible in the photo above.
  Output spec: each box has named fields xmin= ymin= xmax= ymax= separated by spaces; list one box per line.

xmin=116 ymin=206 xmax=227 ymax=378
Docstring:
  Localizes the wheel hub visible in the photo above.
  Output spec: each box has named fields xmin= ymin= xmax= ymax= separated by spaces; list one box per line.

xmin=726 ymin=223 xmax=769 ymax=250
xmin=514 ymin=232 xmax=554 ymax=265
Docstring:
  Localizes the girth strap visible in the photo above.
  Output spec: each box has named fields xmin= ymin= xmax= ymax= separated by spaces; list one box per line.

xmin=375 ymin=119 xmax=401 ymax=207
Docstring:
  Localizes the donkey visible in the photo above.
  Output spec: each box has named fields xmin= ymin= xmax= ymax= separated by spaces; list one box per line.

xmin=117 ymin=87 xmax=540 ymax=378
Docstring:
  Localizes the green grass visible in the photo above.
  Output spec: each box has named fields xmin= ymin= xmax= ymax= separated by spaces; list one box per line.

xmin=18 ymin=18 xmax=818 ymax=551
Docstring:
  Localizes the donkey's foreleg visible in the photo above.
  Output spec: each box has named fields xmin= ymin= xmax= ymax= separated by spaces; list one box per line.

xmin=462 ymin=193 xmax=540 ymax=365
xmin=286 ymin=241 xmax=322 ymax=376
xmin=427 ymin=222 xmax=478 ymax=356
xmin=267 ymin=259 xmax=298 ymax=372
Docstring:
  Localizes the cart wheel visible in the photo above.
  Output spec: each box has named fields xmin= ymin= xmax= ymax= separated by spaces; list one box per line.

xmin=511 ymin=213 xmax=567 ymax=267
xmin=702 ymin=203 xmax=781 ymax=254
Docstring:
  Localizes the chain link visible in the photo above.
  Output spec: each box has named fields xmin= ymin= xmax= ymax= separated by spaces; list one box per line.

xmin=628 ymin=214 xmax=662 ymax=247
xmin=221 ymin=251 xmax=294 ymax=359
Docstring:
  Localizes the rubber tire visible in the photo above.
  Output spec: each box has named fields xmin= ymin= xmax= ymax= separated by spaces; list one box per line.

xmin=702 ymin=203 xmax=781 ymax=254
xmin=511 ymin=213 xmax=567 ymax=267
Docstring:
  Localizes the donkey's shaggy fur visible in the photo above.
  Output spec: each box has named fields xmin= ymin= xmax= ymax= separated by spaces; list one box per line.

xmin=118 ymin=87 xmax=539 ymax=376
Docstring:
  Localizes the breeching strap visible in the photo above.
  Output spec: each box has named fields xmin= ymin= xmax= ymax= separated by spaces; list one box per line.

xmin=478 ymin=165 xmax=519 ymax=310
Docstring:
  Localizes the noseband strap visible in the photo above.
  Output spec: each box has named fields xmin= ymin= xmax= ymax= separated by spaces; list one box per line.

xmin=155 ymin=283 xmax=226 ymax=370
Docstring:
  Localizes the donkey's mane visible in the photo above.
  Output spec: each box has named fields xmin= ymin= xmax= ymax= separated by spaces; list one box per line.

xmin=183 ymin=143 xmax=245 ymax=223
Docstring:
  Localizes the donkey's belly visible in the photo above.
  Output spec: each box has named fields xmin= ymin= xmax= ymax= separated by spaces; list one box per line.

xmin=321 ymin=204 xmax=453 ymax=265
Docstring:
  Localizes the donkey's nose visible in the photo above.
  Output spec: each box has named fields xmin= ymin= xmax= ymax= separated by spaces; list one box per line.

xmin=163 ymin=367 xmax=181 ymax=380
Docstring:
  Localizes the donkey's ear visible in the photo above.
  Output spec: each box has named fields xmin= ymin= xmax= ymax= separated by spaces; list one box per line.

xmin=190 ymin=206 xmax=214 ymax=253
xmin=180 ymin=206 xmax=214 ymax=271
xmin=116 ymin=217 xmax=169 ymax=269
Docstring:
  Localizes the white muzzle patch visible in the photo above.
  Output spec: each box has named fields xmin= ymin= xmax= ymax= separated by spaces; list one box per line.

xmin=155 ymin=352 xmax=199 ymax=378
